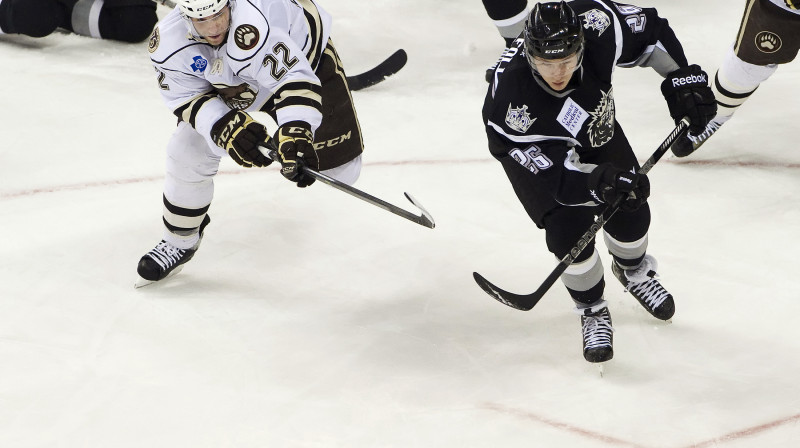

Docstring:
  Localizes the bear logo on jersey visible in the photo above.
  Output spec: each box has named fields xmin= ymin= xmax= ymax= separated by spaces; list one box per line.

xmin=214 ymin=83 xmax=258 ymax=110
xmin=148 ymin=27 xmax=160 ymax=54
xmin=580 ymin=9 xmax=611 ymax=36
xmin=234 ymin=25 xmax=260 ymax=51
xmin=588 ymin=88 xmax=616 ymax=147
xmin=505 ymin=104 xmax=536 ymax=133
xmin=755 ymin=31 xmax=782 ymax=53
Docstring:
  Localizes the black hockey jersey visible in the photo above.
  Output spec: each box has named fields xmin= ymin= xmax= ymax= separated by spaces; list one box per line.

xmin=483 ymin=0 xmax=689 ymax=215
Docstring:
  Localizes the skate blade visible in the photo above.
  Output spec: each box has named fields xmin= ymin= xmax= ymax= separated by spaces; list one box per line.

xmin=133 ymin=265 xmax=185 ymax=289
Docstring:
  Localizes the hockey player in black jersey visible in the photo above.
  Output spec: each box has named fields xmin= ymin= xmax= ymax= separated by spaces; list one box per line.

xmin=482 ymin=1 xmax=716 ymax=363
xmin=0 ymin=0 xmax=157 ymax=43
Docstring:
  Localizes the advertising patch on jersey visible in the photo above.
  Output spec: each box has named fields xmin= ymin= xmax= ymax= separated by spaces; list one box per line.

xmin=580 ymin=9 xmax=611 ymax=36
xmin=191 ymin=56 xmax=208 ymax=73
xmin=755 ymin=31 xmax=782 ymax=53
xmin=588 ymin=88 xmax=616 ymax=147
xmin=557 ymin=98 xmax=589 ymax=137
xmin=505 ymin=104 xmax=536 ymax=133
xmin=148 ymin=27 xmax=160 ymax=54
xmin=234 ymin=25 xmax=260 ymax=51
xmin=214 ymin=83 xmax=257 ymax=110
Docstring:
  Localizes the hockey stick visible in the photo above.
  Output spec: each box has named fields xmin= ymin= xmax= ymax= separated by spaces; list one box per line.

xmin=260 ymin=145 xmax=435 ymax=229
xmin=473 ymin=118 xmax=690 ymax=311
xmin=152 ymin=0 xmax=406 ymax=91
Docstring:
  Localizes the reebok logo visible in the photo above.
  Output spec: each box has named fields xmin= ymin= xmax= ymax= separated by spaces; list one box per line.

xmin=671 ymin=74 xmax=707 ymax=87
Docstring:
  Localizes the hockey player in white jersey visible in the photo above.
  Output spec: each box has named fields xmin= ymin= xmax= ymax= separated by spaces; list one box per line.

xmin=670 ymin=0 xmax=800 ymax=156
xmin=136 ymin=0 xmax=364 ymax=286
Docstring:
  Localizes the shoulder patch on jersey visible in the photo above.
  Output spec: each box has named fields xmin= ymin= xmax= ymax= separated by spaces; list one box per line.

xmin=614 ymin=4 xmax=643 ymax=14
xmin=579 ymin=9 xmax=611 ymax=36
xmin=191 ymin=55 xmax=208 ymax=73
xmin=148 ymin=27 xmax=160 ymax=54
xmin=234 ymin=24 xmax=260 ymax=51
xmin=505 ymin=104 xmax=536 ymax=133
xmin=557 ymin=98 xmax=589 ymax=138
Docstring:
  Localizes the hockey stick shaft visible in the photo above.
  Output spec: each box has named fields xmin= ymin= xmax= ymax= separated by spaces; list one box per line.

xmin=261 ymin=145 xmax=435 ymax=229
xmin=473 ymin=118 xmax=689 ymax=311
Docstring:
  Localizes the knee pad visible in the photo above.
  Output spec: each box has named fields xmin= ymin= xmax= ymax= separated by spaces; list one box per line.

xmin=0 ymin=0 xmax=63 ymax=37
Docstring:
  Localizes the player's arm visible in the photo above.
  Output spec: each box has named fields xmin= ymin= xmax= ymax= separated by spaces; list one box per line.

xmin=608 ymin=2 xmax=716 ymax=134
xmin=152 ymin=63 xmax=272 ymax=168
xmin=234 ymin=22 xmax=322 ymax=185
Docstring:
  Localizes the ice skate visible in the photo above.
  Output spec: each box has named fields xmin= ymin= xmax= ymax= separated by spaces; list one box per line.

xmin=670 ymin=117 xmax=726 ymax=157
xmin=578 ymin=301 xmax=614 ymax=364
xmin=612 ymin=255 xmax=675 ymax=321
xmin=135 ymin=215 xmax=210 ymax=288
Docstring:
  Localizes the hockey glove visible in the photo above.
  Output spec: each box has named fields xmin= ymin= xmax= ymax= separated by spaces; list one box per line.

xmin=275 ymin=121 xmax=319 ymax=188
xmin=210 ymin=110 xmax=273 ymax=168
xmin=661 ymin=64 xmax=717 ymax=135
xmin=588 ymin=163 xmax=650 ymax=213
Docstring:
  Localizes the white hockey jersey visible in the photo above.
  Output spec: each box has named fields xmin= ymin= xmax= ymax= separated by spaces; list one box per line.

xmin=147 ymin=0 xmax=331 ymax=140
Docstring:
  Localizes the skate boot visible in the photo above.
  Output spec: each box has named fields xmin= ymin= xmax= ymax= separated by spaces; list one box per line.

xmin=612 ymin=254 xmax=675 ymax=320
xmin=670 ymin=117 xmax=726 ymax=157
xmin=135 ymin=215 xmax=210 ymax=287
xmin=577 ymin=301 xmax=614 ymax=363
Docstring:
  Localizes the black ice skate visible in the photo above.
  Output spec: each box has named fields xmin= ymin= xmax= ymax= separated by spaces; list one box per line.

xmin=578 ymin=301 xmax=614 ymax=363
xmin=135 ymin=215 xmax=210 ymax=288
xmin=670 ymin=118 xmax=724 ymax=157
xmin=612 ymin=255 xmax=675 ymax=321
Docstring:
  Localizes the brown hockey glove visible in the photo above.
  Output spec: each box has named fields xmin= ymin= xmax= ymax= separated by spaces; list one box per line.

xmin=210 ymin=110 xmax=272 ymax=168
xmin=275 ymin=121 xmax=319 ymax=188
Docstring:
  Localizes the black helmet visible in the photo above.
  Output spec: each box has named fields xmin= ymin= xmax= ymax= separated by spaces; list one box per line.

xmin=524 ymin=2 xmax=584 ymax=61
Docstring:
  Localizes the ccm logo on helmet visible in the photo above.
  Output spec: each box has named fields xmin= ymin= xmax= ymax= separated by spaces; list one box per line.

xmin=671 ymin=73 xmax=707 ymax=87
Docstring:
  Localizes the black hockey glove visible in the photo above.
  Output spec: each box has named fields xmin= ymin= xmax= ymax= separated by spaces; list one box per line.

xmin=661 ymin=64 xmax=717 ymax=135
xmin=211 ymin=110 xmax=273 ymax=168
xmin=275 ymin=121 xmax=319 ymax=188
xmin=588 ymin=164 xmax=650 ymax=213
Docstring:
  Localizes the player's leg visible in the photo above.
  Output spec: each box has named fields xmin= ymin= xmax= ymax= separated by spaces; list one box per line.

xmin=542 ymin=206 xmax=613 ymax=363
xmin=71 ymin=0 xmax=157 ymax=42
xmin=136 ymin=123 xmax=222 ymax=285
xmin=312 ymin=40 xmax=364 ymax=185
xmin=0 ymin=0 xmax=65 ymax=37
xmin=481 ymin=0 xmax=529 ymax=46
xmin=672 ymin=0 xmax=799 ymax=155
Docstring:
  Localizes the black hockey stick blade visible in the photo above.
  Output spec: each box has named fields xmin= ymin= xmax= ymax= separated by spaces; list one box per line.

xmin=260 ymin=145 xmax=434 ymax=229
xmin=346 ymin=49 xmax=407 ymax=91
xmin=473 ymin=119 xmax=690 ymax=311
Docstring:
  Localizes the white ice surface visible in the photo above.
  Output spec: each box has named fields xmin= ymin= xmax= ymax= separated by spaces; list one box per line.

xmin=1 ymin=1 xmax=799 ymax=447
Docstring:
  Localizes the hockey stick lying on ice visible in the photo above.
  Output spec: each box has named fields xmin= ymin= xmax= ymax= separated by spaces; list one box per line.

xmin=260 ymin=144 xmax=435 ymax=229
xmin=152 ymin=0 xmax=406 ymax=91
xmin=473 ymin=118 xmax=690 ymax=311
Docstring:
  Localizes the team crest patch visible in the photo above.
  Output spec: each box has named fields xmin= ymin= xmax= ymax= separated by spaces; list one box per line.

xmin=588 ymin=88 xmax=616 ymax=147
xmin=148 ymin=27 xmax=160 ymax=54
xmin=191 ymin=55 xmax=208 ymax=73
xmin=580 ymin=9 xmax=611 ymax=36
xmin=755 ymin=31 xmax=782 ymax=53
xmin=234 ymin=24 xmax=260 ymax=50
xmin=210 ymin=58 xmax=224 ymax=75
xmin=505 ymin=104 xmax=536 ymax=133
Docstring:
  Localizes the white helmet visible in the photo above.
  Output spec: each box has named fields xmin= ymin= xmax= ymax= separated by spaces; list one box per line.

xmin=175 ymin=0 xmax=229 ymax=19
